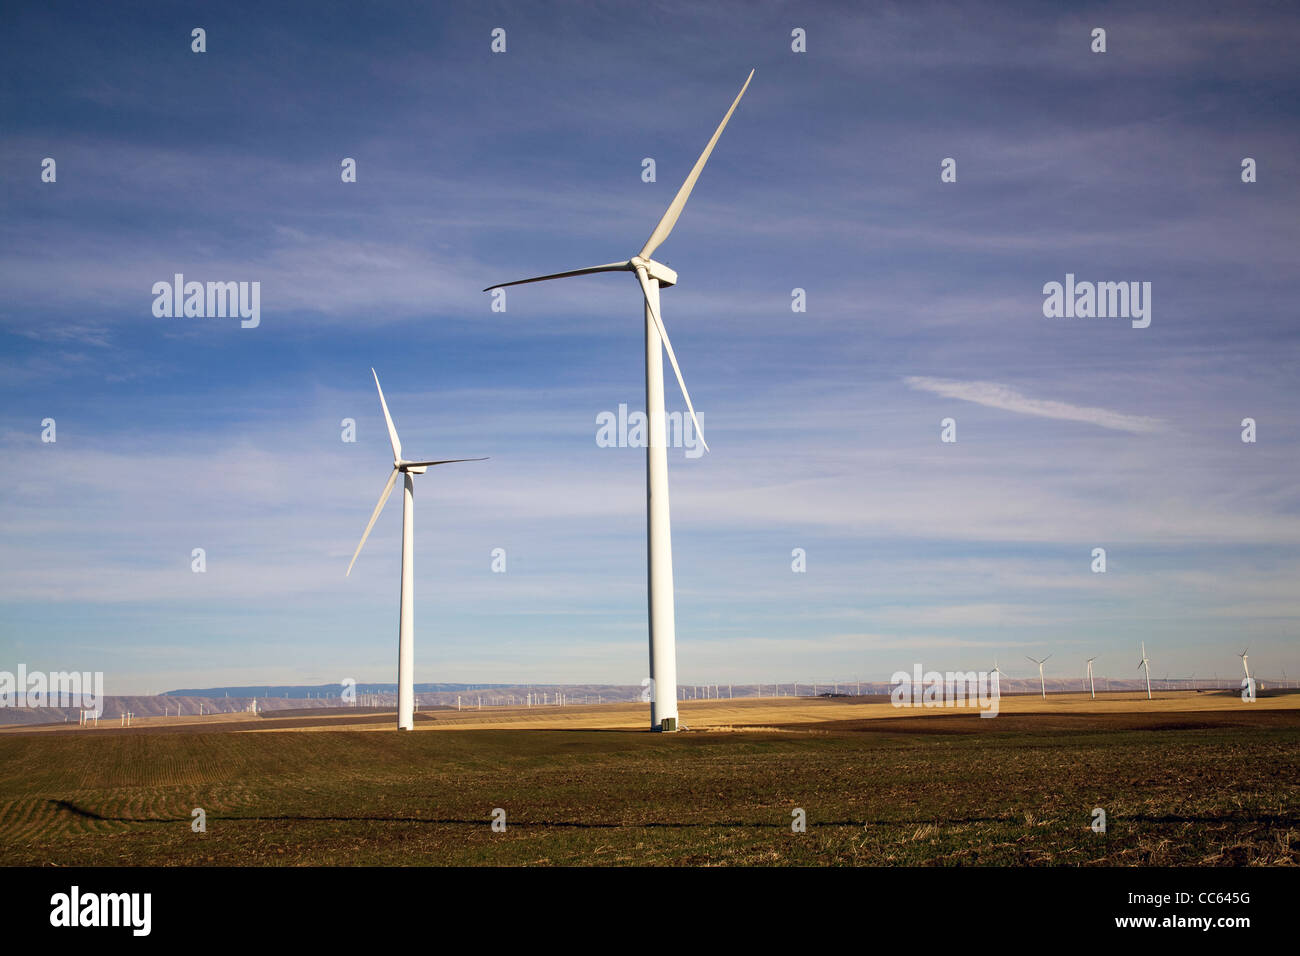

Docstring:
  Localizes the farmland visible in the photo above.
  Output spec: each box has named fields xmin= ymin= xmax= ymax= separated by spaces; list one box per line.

xmin=1 ymin=691 xmax=1297 ymax=866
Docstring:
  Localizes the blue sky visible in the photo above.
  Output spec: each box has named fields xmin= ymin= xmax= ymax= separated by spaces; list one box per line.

xmin=2 ymin=0 xmax=1298 ymax=694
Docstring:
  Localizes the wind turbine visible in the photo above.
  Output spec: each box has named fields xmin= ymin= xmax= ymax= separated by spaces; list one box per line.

xmin=1026 ymin=655 xmax=1050 ymax=699
xmin=483 ymin=71 xmax=755 ymax=731
xmin=346 ymin=369 xmax=486 ymax=731
xmin=1085 ymin=657 xmax=1097 ymax=699
xmin=991 ymin=658 xmax=1012 ymax=691
xmin=1239 ymin=648 xmax=1251 ymax=682
xmin=1138 ymin=642 xmax=1152 ymax=700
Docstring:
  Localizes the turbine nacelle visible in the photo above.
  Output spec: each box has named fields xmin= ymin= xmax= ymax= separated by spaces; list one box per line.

xmin=629 ymin=256 xmax=678 ymax=288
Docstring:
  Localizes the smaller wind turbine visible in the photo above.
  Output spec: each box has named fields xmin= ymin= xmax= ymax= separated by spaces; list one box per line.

xmin=1239 ymin=648 xmax=1251 ymax=681
xmin=991 ymin=658 xmax=1012 ymax=691
xmin=347 ymin=369 xmax=487 ymax=731
xmin=1138 ymin=642 xmax=1152 ymax=700
xmin=1085 ymin=657 xmax=1097 ymax=699
xmin=1026 ymin=655 xmax=1050 ymax=699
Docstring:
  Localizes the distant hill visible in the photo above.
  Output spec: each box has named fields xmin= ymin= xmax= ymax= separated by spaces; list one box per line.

xmin=163 ymin=682 xmax=514 ymax=698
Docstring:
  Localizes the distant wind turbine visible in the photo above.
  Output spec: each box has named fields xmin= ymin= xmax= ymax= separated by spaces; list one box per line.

xmin=1138 ymin=642 xmax=1152 ymax=700
xmin=1026 ymin=655 xmax=1050 ymax=699
xmin=346 ymin=369 xmax=486 ymax=731
xmin=1085 ymin=657 xmax=1097 ymax=699
xmin=1239 ymin=648 xmax=1251 ymax=682
xmin=483 ymin=72 xmax=755 ymax=731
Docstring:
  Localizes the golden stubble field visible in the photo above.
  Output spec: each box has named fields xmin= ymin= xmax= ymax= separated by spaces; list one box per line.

xmin=2 ymin=690 xmax=1297 ymax=866
xmin=5 ymin=688 xmax=1293 ymax=735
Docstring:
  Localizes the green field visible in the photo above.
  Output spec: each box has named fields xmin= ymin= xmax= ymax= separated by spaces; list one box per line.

xmin=2 ymin=714 xmax=1298 ymax=865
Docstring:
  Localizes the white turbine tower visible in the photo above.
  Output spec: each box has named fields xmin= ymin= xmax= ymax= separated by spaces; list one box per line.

xmin=1086 ymin=657 xmax=1097 ymax=699
xmin=1239 ymin=648 xmax=1254 ymax=697
xmin=346 ymin=369 xmax=486 ymax=731
xmin=484 ymin=71 xmax=755 ymax=731
xmin=1026 ymin=655 xmax=1050 ymax=699
xmin=1138 ymin=642 xmax=1152 ymax=700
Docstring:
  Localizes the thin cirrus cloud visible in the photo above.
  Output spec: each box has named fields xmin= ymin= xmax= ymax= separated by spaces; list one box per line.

xmin=903 ymin=377 xmax=1163 ymax=434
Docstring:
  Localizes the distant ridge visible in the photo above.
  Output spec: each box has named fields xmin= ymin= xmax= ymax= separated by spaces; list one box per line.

xmin=160 ymin=678 xmax=1274 ymax=701
xmin=163 ymin=683 xmax=515 ymax=698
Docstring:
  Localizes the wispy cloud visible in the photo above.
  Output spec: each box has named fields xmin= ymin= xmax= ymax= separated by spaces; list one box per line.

xmin=904 ymin=377 xmax=1163 ymax=434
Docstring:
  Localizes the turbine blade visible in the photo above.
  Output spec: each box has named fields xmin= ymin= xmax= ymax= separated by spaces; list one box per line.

xmin=372 ymin=369 xmax=401 ymax=461
xmin=481 ymin=261 xmax=632 ymax=292
xmin=400 ymin=457 xmax=490 ymax=467
xmin=636 ymin=266 xmax=709 ymax=453
xmin=638 ymin=70 xmax=754 ymax=260
xmin=346 ymin=469 xmax=399 ymax=576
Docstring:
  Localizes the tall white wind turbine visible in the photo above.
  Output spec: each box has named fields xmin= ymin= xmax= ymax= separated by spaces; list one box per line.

xmin=346 ymin=369 xmax=486 ymax=731
xmin=1138 ymin=642 xmax=1152 ymax=700
xmin=483 ymin=71 xmax=755 ymax=731
xmin=1239 ymin=648 xmax=1251 ymax=681
xmin=1026 ymin=655 xmax=1050 ymax=699
xmin=1086 ymin=657 xmax=1097 ymax=699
